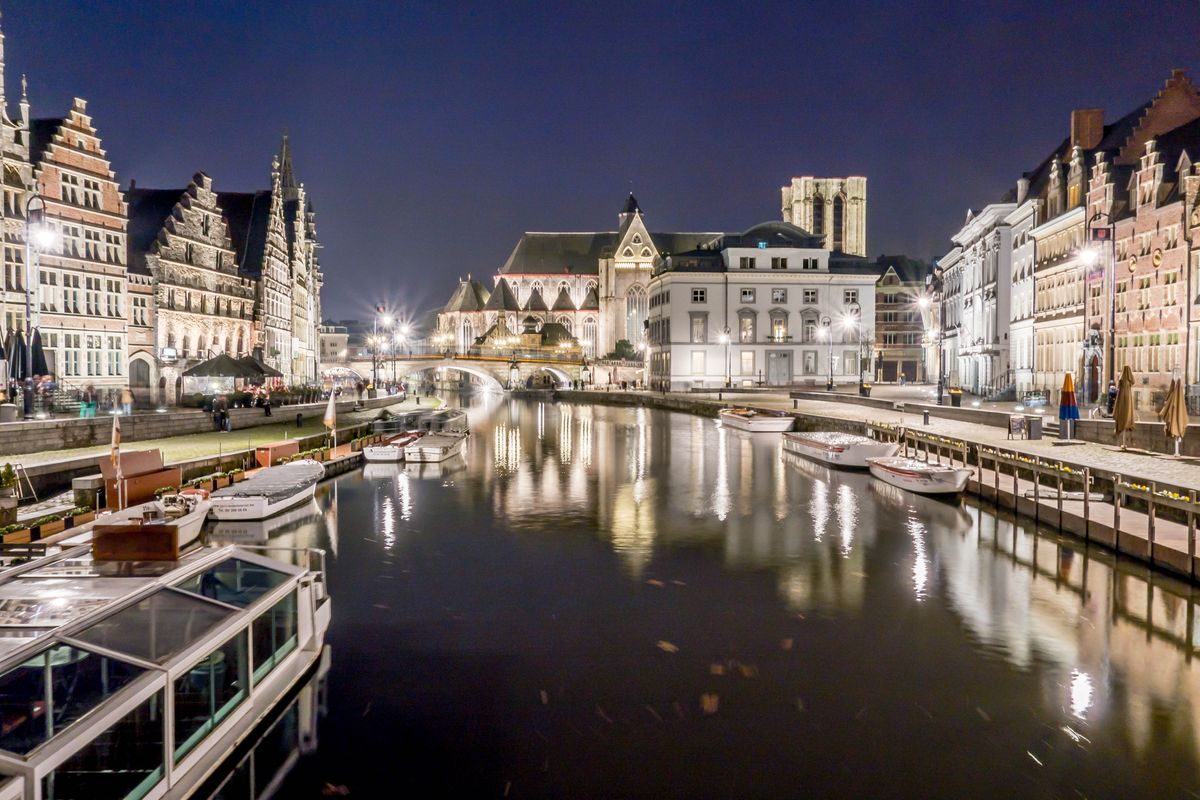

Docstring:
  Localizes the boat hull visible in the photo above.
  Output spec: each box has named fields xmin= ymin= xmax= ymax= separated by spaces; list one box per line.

xmin=91 ymin=500 xmax=211 ymax=560
xmin=363 ymin=446 xmax=405 ymax=463
xmin=210 ymin=480 xmax=318 ymax=521
xmin=782 ymin=433 xmax=898 ymax=469
xmin=405 ymin=434 xmax=466 ymax=463
xmin=718 ymin=411 xmax=794 ymax=432
xmin=867 ymin=458 xmax=972 ymax=495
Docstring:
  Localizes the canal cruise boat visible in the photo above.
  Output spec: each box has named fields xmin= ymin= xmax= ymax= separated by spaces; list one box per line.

xmin=210 ymin=461 xmax=325 ymax=521
xmin=781 ymin=431 xmax=898 ymax=469
xmin=404 ymin=432 xmax=467 ymax=463
xmin=362 ymin=431 xmax=425 ymax=464
xmin=717 ymin=408 xmax=795 ymax=433
xmin=866 ymin=456 xmax=973 ymax=496
xmin=0 ymin=539 xmax=330 ymax=799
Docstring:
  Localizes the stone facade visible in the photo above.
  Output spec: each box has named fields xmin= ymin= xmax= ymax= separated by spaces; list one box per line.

xmin=873 ymin=256 xmax=931 ymax=382
xmin=780 ymin=176 xmax=867 ymax=256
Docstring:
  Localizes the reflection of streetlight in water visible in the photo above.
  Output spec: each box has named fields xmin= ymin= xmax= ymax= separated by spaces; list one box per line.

xmin=1070 ymin=670 xmax=1094 ymax=719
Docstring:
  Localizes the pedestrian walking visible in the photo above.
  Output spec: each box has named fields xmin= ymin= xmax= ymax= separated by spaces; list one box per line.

xmin=1106 ymin=380 xmax=1118 ymax=416
xmin=120 ymin=386 xmax=133 ymax=416
xmin=263 ymin=390 xmax=272 ymax=417
xmin=80 ymin=383 xmax=97 ymax=418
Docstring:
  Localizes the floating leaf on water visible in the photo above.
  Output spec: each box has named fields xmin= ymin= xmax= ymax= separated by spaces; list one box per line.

xmin=796 ymin=697 xmax=806 ymax=712
xmin=709 ymin=663 xmax=725 ymax=676
xmin=539 ymin=690 xmax=549 ymax=706
xmin=701 ymin=693 xmax=720 ymax=715
xmin=321 ymin=784 xmax=350 ymax=797
xmin=780 ymin=638 xmax=794 ymax=651
xmin=671 ymin=580 xmax=687 ymax=586
xmin=595 ymin=705 xmax=613 ymax=724
xmin=976 ymin=706 xmax=992 ymax=722
xmin=646 ymin=579 xmax=665 ymax=587
xmin=656 ymin=641 xmax=679 ymax=653
xmin=739 ymin=664 xmax=758 ymax=678
xmin=645 ymin=704 xmax=663 ymax=722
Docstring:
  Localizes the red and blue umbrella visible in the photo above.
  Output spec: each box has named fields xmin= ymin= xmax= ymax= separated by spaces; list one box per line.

xmin=1058 ymin=373 xmax=1080 ymax=421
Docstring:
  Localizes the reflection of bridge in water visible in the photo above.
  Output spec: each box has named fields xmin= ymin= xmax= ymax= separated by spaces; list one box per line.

xmin=329 ymin=349 xmax=585 ymax=390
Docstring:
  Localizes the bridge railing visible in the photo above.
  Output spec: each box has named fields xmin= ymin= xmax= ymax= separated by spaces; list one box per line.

xmin=344 ymin=346 xmax=585 ymax=364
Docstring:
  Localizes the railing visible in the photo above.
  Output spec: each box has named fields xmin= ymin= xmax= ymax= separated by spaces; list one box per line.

xmin=240 ymin=545 xmax=329 ymax=601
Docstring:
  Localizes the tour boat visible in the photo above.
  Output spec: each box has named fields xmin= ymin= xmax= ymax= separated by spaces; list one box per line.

xmin=210 ymin=460 xmax=326 ymax=520
xmin=91 ymin=488 xmax=213 ymax=561
xmin=0 ymin=538 xmax=331 ymax=799
xmin=718 ymin=407 xmax=795 ymax=433
xmin=781 ymin=431 xmax=898 ymax=468
xmin=404 ymin=432 xmax=468 ymax=463
xmin=866 ymin=456 xmax=973 ymax=495
xmin=422 ymin=408 xmax=469 ymax=434
xmin=363 ymin=431 xmax=425 ymax=463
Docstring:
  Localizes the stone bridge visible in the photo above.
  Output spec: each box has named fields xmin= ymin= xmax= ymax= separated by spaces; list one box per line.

xmin=329 ymin=354 xmax=582 ymax=391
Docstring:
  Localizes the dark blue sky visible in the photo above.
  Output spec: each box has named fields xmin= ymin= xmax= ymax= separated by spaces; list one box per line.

xmin=6 ymin=1 xmax=1199 ymax=319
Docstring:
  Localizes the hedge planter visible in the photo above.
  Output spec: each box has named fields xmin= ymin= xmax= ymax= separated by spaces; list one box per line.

xmin=1 ymin=527 xmax=31 ymax=544
xmin=38 ymin=519 xmax=65 ymax=537
xmin=67 ymin=511 xmax=96 ymax=528
xmin=231 ymin=471 xmax=247 ymax=483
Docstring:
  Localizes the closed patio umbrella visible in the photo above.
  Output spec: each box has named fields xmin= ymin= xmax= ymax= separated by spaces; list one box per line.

xmin=1114 ymin=365 xmax=1135 ymax=449
xmin=7 ymin=330 xmax=25 ymax=382
xmin=29 ymin=329 xmax=48 ymax=377
xmin=1159 ymin=377 xmax=1189 ymax=456
xmin=1058 ymin=372 xmax=1080 ymax=440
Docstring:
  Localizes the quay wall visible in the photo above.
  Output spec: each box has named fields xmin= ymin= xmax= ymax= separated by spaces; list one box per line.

xmin=0 ymin=394 xmax=408 ymax=459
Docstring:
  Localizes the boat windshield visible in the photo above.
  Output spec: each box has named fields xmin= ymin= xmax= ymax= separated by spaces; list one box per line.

xmin=70 ymin=588 xmax=236 ymax=665
xmin=172 ymin=558 xmax=291 ymax=609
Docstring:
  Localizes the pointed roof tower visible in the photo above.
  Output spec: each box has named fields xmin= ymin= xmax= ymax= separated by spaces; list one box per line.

xmin=551 ymin=286 xmax=576 ymax=311
xmin=524 ymin=286 xmax=549 ymax=312
xmin=618 ymin=192 xmax=641 ymax=236
xmin=580 ymin=286 xmax=600 ymax=311
xmin=484 ymin=277 xmax=521 ymax=311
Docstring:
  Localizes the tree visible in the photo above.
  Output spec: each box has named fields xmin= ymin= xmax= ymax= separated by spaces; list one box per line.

xmin=608 ymin=339 xmax=637 ymax=360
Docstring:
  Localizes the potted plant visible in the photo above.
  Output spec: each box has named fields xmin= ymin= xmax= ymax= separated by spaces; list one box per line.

xmin=229 ymin=468 xmax=246 ymax=483
xmin=0 ymin=464 xmax=16 ymax=498
xmin=154 ymin=485 xmax=177 ymax=499
xmin=34 ymin=514 xmax=65 ymax=538
xmin=65 ymin=505 xmax=95 ymax=528
xmin=213 ymin=473 xmax=231 ymax=489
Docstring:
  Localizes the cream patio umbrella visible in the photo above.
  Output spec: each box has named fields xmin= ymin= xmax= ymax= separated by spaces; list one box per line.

xmin=1113 ymin=365 xmax=1135 ymax=450
xmin=1159 ymin=377 xmax=1189 ymax=457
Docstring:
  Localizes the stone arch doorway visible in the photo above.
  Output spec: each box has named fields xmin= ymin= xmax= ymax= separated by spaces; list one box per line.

xmin=129 ymin=356 xmax=153 ymax=408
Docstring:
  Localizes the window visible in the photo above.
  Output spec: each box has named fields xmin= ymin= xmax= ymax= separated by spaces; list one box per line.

xmin=804 ymin=319 xmax=817 ymax=342
xmin=740 ymin=351 xmax=754 ymax=375
xmin=740 ymin=288 xmax=755 ymax=303
xmin=86 ymin=334 xmax=102 ymax=375
xmin=802 ymin=258 xmax=818 ymax=270
xmin=691 ymin=288 xmax=707 ymax=303
xmin=739 ymin=315 xmax=755 ymax=343
xmin=82 ymin=178 xmax=102 ymax=209
xmin=771 ymin=288 xmax=787 ymax=304
xmin=105 ymin=233 xmax=122 ymax=264
xmin=690 ymin=314 xmax=707 ymax=343
xmin=85 ymin=276 xmax=101 ymax=315
xmin=771 ymin=257 xmax=788 ymax=269
xmin=771 ymin=317 xmax=787 ymax=341
xmin=61 ymin=173 xmax=81 ymax=205
xmin=62 ymin=224 xmax=82 ymax=257
xmin=844 ymin=351 xmax=858 ymax=375
xmin=812 ymin=193 xmax=825 ymax=238
xmin=832 ymin=196 xmax=845 ymax=250
xmin=739 ymin=257 xmax=755 ymax=270
xmin=803 ymin=289 xmax=818 ymax=304
xmin=174 ymin=631 xmax=248 ymax=762
xmin=691 ymin=350 xmax=706 ymax=375
xmin=253 ymin=592 xmax=298 ymax=682
xmin=132 ymin=295 xmax=148 ymax=326
xmin=843 ymin=289 xmax=858 ymax=306
xmin=625 ymin=284 xmax=647 ymax=343
xmin=84 ymin=229 xmax=102 ymax=260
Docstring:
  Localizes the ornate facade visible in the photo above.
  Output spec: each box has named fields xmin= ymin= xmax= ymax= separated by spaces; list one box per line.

xmin=780 ymin=176 xmax=867 ymax=256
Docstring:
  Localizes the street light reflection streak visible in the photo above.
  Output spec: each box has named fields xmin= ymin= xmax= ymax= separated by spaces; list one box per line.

xmin=713 ymin=424 xmax=730 ymax=520
xmin=395 ymin=473 xmax=412 ymax=522
xmin=632 ymin=406 xmax=648 ymax=504
xmin=1070 ymin=670 xmax=1094 ymax=720
xmin=837 ymin=483 xmax=856 ymax=555
xmin=381 ymin=495 xmax=396 ymax=551
xmin=907 ymin=515 xmax=929 ymax=599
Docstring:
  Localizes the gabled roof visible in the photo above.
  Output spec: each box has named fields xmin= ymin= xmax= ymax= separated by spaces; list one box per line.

xmin=875 ymin=255 xmax=931 ymax=285
xmin=719 ymin=220 xmax=823 ymax=249
xmin=498 ymin=230 xmax=727 ymax=275
xmin=217 ymin=190 xmax=271 ymax=277
xmin=483 ymin=278 xmax=521 ymax=311
xmin=125 ymin=187 xmax=184 ymax=276
xmin=29 ymin=118 xmax=64 ymax=166
xmin=538 ymin=322 xmax=576 ymax=346
xmin=524 ymin=286 xmax=549 ymax=311
xmin=580 ymin=286 xmax=599 ymax=310
xmin=444 ymin=279 xmax=489 ymax=312
xmin=551 ymin=286 xmax=576 ymax=311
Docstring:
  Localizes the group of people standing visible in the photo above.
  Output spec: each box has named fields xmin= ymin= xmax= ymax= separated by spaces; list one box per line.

xmin=77 ymin=384 xmax=134 ymax=417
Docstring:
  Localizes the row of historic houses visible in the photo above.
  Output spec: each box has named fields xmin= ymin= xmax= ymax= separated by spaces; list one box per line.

xmin=936 ymin=69 xmax=1200 ymax=409
xmin=0 ymin=14 xmax=322 ymax=406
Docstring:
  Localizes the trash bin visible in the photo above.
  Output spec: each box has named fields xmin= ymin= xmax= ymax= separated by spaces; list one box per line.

xmin=859 ymin=384 xmax=872 ymax=398
xmin=1025 ymin=414 xmax=1042 ymax=440
xmin=0 ymin=404 xmax=16 ymax=423
xmin=922 ymin=410 xmax=930 ymax=426
xmin=949 ymin=390 xmax=962 ymax=407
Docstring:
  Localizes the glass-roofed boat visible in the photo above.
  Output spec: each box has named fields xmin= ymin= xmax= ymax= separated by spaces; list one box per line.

xmin=0 ymin=539 xmax=331 ymax=800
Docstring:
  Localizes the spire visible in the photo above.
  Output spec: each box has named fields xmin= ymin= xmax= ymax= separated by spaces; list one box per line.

xmin=279 ymin=130 xmax=298 ymax=189
xmin=0 ymin=7 xmax=7 ymax=111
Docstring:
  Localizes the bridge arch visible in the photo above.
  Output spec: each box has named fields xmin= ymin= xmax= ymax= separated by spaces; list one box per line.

xmin=395 ymin=360 xmax=506 ymax=392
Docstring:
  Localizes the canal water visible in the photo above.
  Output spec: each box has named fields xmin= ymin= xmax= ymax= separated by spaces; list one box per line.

xmin=205 ymin=397 xmax=1200 ymax=798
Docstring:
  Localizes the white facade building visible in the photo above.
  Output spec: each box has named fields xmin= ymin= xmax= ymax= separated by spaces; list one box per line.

xmin=1005 ymin=179 xmax=1040 ymax=398
xmin=937 ymin=203 xmax=1015 ymax=396
xmin=647 ymin=222 xmax=879 ymax=390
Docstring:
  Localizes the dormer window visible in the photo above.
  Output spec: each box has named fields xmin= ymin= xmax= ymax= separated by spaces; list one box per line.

xmin=632 ymin=234 xmax=642 ymax=245
xmin=623 ymin=247 xmax=633 ymax=257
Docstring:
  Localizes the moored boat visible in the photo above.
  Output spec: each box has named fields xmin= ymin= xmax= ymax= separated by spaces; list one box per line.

xmin=363 ymin=431 xmax=425 ymax=463
xmin=781 ymin=431 xmax=898 ymax=468
xmin=718 ymin=407 xmax=794 ymax=433
xmin=210 ymin=459 xmax=326 ymax=520
xmin=405 ymin=432 xmax=467 ymax=463
xmin=91 ymin=488 xmax=212 ymax=561
xmin=867 ymin=456 xmax=972 ymax=495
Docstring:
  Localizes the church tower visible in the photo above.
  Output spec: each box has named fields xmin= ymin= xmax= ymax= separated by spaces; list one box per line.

xmin=781 ymin=176 xmax=867 ymax=256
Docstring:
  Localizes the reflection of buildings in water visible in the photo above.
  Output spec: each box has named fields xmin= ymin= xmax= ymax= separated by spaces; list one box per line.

xmin=559 ymin=404 xmax=573 ymax=464
xmin=403 ymin=456 xmax=467 ymax=481
xmin=321 ymin=483 xmax=339 ymax=556
xmin=198 ymin=647 xmax=331 ymax=800
xmin=207 ymin=499 xmax=325 ymax=551
xmin=493 ymin=424 xmax=521 ymax=473
xmin=610 ymin=479 xmax=658 ymax=578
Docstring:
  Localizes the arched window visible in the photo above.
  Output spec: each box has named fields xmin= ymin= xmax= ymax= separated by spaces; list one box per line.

xmin=811 ymin=193 xmax=825 ymax=241
xmin=236 ymin=328 xmax=245 ymax=356
xmin=832 ymin=195 xmax=845 ymax=251
xmin=197 ymin=334 xmax=207 ymax=356
xmin=181 ymin=334 xmax=191 ymax=358
xmin=586 ymin=280 xmax=597 ymax=295
xmin=625 ymin=284 xmax=647 ymax=344
xmin=531 ymin=280 xmax=543 ymax=299
xmin=555 ymin=315 xmax=572 ymax=334
xmin=582 ymin=316 xmax=597 ymax=357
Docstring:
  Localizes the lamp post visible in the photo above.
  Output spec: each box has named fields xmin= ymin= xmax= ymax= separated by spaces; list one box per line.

xmin=818 ymin=315 xmax=833 ymax=391
xmin=23 ymin=192 xmax=52 ymax=419
xmin=718 ymin=329 xmax=731 ymax=388
xmin=581 ymin=359 xmax=590 ymax=390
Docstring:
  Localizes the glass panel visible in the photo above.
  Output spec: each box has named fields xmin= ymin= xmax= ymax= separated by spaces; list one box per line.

xmin=174 ymin=631 xmax=248 ymax=762
xmin=0 ymin=577 xmax=154 ymax=627
xmin=42 ymin=690 xmax=164 ymax=800
xmin=252 ymin=592 xmax=297 ymax=683
xmin=72 ymin=590 xmax=235 ymax=665
xmin=0 ymin=644 xmax=143 ymax=755
xmin=174 ymin=559 xmax=291 ymax=610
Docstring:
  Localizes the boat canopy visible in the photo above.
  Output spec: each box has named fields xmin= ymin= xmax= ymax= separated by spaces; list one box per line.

xmin=212 ymin=462 xmax=325 ymax=503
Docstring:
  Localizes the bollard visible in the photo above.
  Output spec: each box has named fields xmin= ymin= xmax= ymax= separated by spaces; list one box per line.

xmin=717 ymin=391 xmax=722 ymax=401
xmin=922 ymin=410 xmax=930 ymax=426
xmin=295 ymin=412 xmax=303 ymax=428
xmin=793 ymin=398 xmax=798 ymax=409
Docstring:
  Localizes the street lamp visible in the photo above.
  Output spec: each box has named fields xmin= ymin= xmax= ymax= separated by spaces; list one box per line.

xmin=23 ymin=193 xmax=54 ymax=419
xmin=717 ymin=329 xmax=731 ymax=388
xmin=818 ymin=315 xmax=833 ymax=390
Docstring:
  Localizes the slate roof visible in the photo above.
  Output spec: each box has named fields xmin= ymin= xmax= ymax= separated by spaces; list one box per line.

xmin=217 ymin=191 xmax=271 ymax=278
xmin=524 ymin=287 xmax=548 ymax=311
xmin=538 ymin=322 xmax=576 ymax=346
xmin=29 ymin=118 xmax=63 ymax=166
xmin=717 ymin=220 xmax=822 ymax=250
xmin=498 ymin=230 xmax=726 ymax=275
xmin=621 ymin=193 xmax=641 ymax=215
xmin=443 ymin=279 xmax=490 ymax=312
xmin=483 ymin=278 xmax=521 ymax=311
xmin=551 ymin=286 xmax=576 ymax=311
xmin=875 ymin=255 xmax=931 ymax=285
xmin=580 ymin=286 xmax=600 ymax=310
xmin=125 ymin=188 xmax=183 ymax=276
xmin=828 ymin=254 xmax=884 ymax=276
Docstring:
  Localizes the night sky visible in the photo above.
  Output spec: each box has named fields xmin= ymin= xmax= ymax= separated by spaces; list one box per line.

xmin=6 ymin=1 xmax=1199 ymax=320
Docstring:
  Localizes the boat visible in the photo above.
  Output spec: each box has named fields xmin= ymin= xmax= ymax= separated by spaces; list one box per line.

xmin=421 ymin=408 xmax=469 ymax=434
xmin=0 ymin=537 xmax=330 ymax=800
xmin=867 ymin=456 xmax=973 ymax=495
xmin=718 ymin=407 xmax=794 ymax=433
xmin=781 ymin=431 xmax=898 ymax=468
xmin=363 ymin=431 xmax=425 ymax=463
xmin=404 ymin=432 xmax=468 ymax=463
xmin=91 ymin=488 xmax=212 ymax=561
xmin=210 ymin=460 xmax=326 ymax=520
xmin=207 ymin=498 xmax=323 ymax=546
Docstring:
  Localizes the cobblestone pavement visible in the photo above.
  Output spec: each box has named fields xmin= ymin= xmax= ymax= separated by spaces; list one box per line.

xmin=627 ymin=389 xmax=1200 ymax=491
xmin=9 ymin=396 xmax=438 ymax=468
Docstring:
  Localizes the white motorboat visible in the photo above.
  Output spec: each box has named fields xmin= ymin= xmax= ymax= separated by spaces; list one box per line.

xmin=363 ymin=431 xmax=425 ymax=463
xmin=718 ymin=407 xmax=795 ymax=433
xmin=781 ymin=431 xmax=898 ymax=469
xmin=210 ymin=460 xmax=326 ymax=520
xmin=90 ymin=489 xmax=213 ymax=561
xmin=867 ymin=456 xmax=972 ymax=495
xmin=0 ymin=539 xmax=331 ymax=800
xmin=422 ymin=408 xmax=469 ymax=434
xmin=405 ymin=432 xmax=467 ymax=463
xmin=207 ymin=498 xmax=322 ymax=546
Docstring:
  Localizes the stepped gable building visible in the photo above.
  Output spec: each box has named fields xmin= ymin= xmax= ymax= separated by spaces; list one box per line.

xmin=30 ymin=97 xmax=129 ymax=392
xmin=126 ymin=172 xmax=256 ymax=404
xmin=781 ymin=176 xmax=867 ymax=257
xmin=873 ymin=256 xmax=932 ymax=382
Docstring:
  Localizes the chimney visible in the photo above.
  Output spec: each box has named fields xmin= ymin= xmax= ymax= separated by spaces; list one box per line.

xmin=1016 ymin=177 xmax=1029 ymax=205
xmin=1071 ymin=108 xmax=1104 ymax=150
